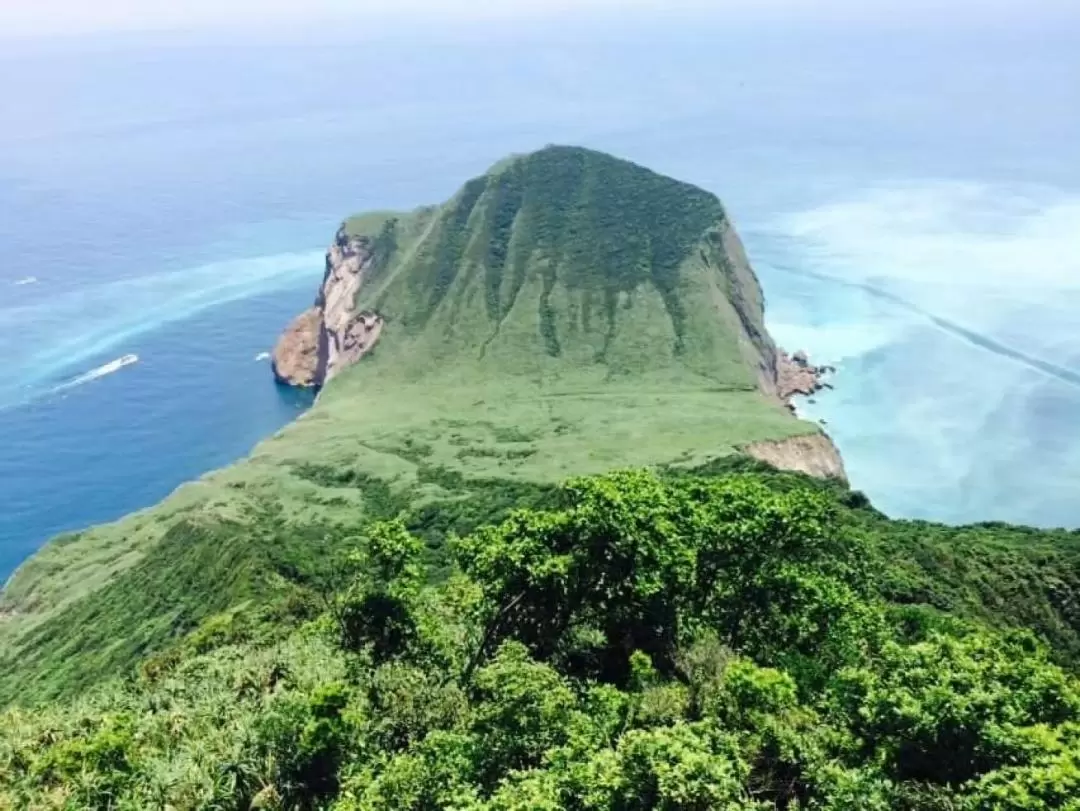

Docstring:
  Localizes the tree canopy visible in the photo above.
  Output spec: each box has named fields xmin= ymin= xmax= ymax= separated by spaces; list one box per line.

xmin=2 ymin=469 xmax=1079 ymax=810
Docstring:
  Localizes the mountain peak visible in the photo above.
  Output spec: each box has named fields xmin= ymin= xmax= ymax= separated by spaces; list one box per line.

xmin=335 ymin=145 xmax=779 ymax=393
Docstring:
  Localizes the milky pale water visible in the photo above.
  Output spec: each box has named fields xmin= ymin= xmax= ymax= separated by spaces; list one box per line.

xmin=1 ymin=18 xmax=1078 ymax=578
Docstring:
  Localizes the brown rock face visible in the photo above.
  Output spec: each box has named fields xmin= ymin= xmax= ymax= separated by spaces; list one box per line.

xmin=271 ymin=308 xmax=322 ymax=387
xmin=742 ymin=433 xmax=848 ymax=481
xmin=747 ymin=348 xmax=847 ymax=480
xmin=272 ymin=226 xmax=384 ymax=388
xmin=776 ymin=349 xmax=834 ymax=404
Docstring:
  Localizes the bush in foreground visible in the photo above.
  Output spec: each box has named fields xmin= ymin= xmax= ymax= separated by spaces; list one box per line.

xmin=2 ymin=470 xmax=1079 ymax=810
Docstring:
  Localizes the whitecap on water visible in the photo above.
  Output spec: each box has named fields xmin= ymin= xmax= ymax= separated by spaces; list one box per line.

xmin=774 ymin=182 xmax=1080 ymax=389
xmin=254 ymin=352 xmax=271 ymax=362
xmin=13 ymin=276 xmax=38 ymax=286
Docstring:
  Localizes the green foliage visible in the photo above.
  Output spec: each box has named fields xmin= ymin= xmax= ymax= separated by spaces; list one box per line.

xmin=453 ymin=470 xmax=870 ymax=685
xmin=0 ymin=634 xmax=350 ymax=810
xmin=867 ymin=516 xmax=1080 ymax=665
xmin=468 ymin=642 xmax=578 ymax=787
xmin=387 ymin=144 xmax=729 ymax=351
xmin=967 ymin=736 xmax=1080 ymax=810
xmin=30 ymin=714 xmax=137 ymax=807
xmin=478 ymin=146 xmax=724 ymax=354
xmin=335 ymin=521 xmax=426 ymax=660
xmin=257 ymin=681 xmax=356 ymax=805
xmin=409 ymin=177 xmax=488 ymax=330
xmin=829 ymin=630 xmax=1080 ymax=785
xmin=0 ymin=516 xmax=300 ymax=705
xmin=358 ymin=145 xmax=768 ymax=387
xmin=3 ymin=469 xmax=1080 ymax=809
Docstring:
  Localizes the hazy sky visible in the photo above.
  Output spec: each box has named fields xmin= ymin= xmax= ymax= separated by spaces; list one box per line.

xmin=1 ymin=0 xmax=1074 ymax=38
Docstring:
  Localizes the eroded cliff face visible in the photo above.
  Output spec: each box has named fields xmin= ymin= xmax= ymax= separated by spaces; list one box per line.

xmin=741 ymin=433 xmax=848 ymax=482
xmin=272 ymin=227 xmax=384 ymax=388
xmin=758 ymin=350 xmax=847 ymax=481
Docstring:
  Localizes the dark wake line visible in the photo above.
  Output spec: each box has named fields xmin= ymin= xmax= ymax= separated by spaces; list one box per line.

xmin=770 ymin=263 xmax=1080 ymax=391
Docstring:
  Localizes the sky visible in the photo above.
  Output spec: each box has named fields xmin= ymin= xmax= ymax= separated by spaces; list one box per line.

xmin=1 ymin=0 xmax=1075 ymax=39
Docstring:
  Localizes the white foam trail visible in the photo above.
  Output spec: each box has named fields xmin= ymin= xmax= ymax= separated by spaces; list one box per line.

xmin=254 ymin=352 xmax=271 ymax=362
xmin=769 ymin=181 xmax=1080 ymax=363
xmin=53 ymin=354 xmax=139 ymax=392
xmin=13 ymin=276 xmax=37 ymax=286
xmin=0 ymin=248 xmax=322 ymax=408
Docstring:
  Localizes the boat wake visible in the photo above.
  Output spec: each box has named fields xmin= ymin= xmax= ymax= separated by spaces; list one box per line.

xmin=13 ymin=277 xmax=37 ymax=286
xmin=53 ymin=354 xmax=139 ymax=393
xmin=0 ymin=248 xmax=322 ymax=410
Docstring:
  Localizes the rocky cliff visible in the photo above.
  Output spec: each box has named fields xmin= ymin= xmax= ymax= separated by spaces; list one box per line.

xmin=716 ymin=218 xmax=782 ymax=395
xmin=776 ymin=349 xmax=835 ymax=403
xmin=759 ymin=349 xmax=846 ymax=480
xmin=742 ymin=433 xmax=848 ymax=481
xmin=271 ymin=227 xmax=384 ymax=388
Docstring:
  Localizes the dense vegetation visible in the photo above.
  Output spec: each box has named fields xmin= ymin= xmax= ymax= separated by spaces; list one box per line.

xmin=3 ymin=467 xmax=1079 ymax=809
xmin=375 ymin=145 xmax=727 ymax=338
xmin=357 ymin=146 xmax=772 ymax=388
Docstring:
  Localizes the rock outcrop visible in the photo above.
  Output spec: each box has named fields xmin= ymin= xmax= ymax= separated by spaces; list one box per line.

xmin=272 ymin=227 xmax=384 ymax=388
xmin=742 ymin=433 xmax=848 ymax=481
xmin=776 ymin=349 xmax=834 ymax=404
xmin=271 ymin=308 xmax=322 ymax=387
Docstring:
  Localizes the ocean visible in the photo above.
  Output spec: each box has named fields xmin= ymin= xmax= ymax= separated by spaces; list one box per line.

xmin=2 ymin=17 xmax=1078 ymax=579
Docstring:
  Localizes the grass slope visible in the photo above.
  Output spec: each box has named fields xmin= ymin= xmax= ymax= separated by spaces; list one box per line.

xmin=357 ymin=145 xmax=776 ymax=388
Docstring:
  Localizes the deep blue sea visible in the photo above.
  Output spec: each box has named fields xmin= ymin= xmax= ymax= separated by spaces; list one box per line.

xmin=2 ymin=17 xmax=1079 ymax=579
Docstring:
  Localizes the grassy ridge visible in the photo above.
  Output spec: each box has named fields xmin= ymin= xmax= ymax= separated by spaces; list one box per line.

xmin=870 ymin=517 xmax=1080 ymax=662
xmin=371 ymin=146 xmax=728 ymax=342
xmin=0 ymin=146 xmax=813 ymax=704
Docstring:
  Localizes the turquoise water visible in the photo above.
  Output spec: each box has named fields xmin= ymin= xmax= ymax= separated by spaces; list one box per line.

xmin=1 ymin=18 xmax=1078 ymax=578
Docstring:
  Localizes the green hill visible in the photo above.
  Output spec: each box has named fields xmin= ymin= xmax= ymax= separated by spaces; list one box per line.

xmin=349 ymin=145 xmax=777 ymax=388
xmin=2 ymin=147 xmax=1079 ymax=810
xmin=0 ymin=147 xmax=815 ymax=705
